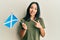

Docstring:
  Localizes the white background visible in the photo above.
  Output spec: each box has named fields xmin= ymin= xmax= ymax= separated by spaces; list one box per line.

xmin=0 ymin=0 xmax=60 ymax=40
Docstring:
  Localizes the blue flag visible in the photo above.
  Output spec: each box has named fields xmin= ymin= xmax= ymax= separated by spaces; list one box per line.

xmin=4 ymin=13 xmax=18 ymax=28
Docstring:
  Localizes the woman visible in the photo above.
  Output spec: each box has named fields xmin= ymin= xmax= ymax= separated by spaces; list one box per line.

xmin=19 ymin=2 xmax=45 ymax=40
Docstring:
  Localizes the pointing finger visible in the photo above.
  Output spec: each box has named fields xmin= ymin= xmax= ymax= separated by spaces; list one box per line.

xmin=33 ymin=20 xmax=37 ymax=23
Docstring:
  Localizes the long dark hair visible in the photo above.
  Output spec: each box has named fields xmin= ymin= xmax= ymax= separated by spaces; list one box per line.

xmin=23 ymin=2 xmax=40 ymax=21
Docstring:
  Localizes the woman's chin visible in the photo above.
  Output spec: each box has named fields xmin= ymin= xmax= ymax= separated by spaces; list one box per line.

xmin=30 ymin=14 xmax=33 ymax=15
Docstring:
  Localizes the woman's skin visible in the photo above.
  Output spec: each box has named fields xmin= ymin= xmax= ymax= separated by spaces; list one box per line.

xmin=20 ymin=4 xmax=45 ymax=39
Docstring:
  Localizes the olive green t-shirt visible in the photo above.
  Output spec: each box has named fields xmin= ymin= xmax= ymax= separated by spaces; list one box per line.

xmin=19 ymin=18 xmax=45 ymax=40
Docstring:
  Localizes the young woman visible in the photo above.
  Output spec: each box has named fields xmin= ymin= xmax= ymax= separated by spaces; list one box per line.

xmin=19 ymin=2 xmax=45 ymax=40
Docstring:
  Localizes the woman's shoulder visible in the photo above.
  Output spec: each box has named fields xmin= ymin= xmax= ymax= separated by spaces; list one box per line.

xmin=20 ymin=18 xmax=25 ymax=23
xmin=37 ymin=17 xmax=43 ymax=21
xmin=35 ymin=17 xmax=43 ymax=22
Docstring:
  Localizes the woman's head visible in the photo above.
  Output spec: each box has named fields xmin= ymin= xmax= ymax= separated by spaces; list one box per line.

xmin=29 ymin=3 xmax=37 ymax=17
xmin=24 ymin=2 xmax=40 ymax=21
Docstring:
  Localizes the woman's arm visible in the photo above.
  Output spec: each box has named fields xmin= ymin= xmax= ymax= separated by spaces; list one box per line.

xmin=20 ymin=23 xmax=27 ymax=39
xmin=39 ymin=26 xmax=45 ymax=37
xmin=20 ymin=29 xmax=27 ymax=38
xmin=33 ymin=20 xmax=45 ymax=37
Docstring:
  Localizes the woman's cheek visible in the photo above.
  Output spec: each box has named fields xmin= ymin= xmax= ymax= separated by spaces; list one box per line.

xmin=29 ymin=9 xmax=32 ymax=14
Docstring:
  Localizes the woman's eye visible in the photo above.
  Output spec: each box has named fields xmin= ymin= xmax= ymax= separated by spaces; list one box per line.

xmin=35 ymin=8 xmax=37 ymax=10
xmin=30 ymin=6 xmax=37 ymax=10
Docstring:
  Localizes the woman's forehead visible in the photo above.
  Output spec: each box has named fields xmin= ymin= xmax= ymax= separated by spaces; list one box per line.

xmin=31 ymin=4 xmax=37 ymax=8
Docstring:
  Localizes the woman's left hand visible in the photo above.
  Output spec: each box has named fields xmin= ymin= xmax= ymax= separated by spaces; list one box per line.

xmin=33 ymin=20 xmax=45 ymax=37
xmin=33 ymin=20 xmax=42 ymax=29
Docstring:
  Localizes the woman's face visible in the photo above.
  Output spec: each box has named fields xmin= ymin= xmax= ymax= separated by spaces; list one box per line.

xmin=29 ymin=4 xmax=37 ymax=17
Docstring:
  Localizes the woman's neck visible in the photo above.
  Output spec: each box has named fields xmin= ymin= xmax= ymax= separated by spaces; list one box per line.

xmin=30 ymin=16 xmax=35 ymax=20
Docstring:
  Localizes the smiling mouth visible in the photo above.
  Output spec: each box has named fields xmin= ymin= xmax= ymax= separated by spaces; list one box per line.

xmin=31 ymin=12 xmax=35 ymax=14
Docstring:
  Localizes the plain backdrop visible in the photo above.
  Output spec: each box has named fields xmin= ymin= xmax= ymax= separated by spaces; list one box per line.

xmin=0 ymin=0 xmax=60 ymax=40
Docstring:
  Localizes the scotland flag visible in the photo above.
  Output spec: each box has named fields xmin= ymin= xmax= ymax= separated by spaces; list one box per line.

xmin=4 ymin=13 xmax=18 ymax=28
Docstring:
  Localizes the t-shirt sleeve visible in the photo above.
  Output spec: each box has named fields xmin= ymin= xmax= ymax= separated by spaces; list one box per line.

xmin=39 ymin=18 xmax=45 ymax=29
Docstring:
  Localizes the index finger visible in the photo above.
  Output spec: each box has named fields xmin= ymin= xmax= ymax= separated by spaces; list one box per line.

xmin=32 ymin=20 xmax=37 ymax=23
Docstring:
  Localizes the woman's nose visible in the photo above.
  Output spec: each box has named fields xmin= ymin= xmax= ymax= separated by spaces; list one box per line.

xmin=32 ymin=9 xmax=35 ymax=12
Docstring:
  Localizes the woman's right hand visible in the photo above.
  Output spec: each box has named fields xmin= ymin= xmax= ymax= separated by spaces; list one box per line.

xmin=22 ymin=23 xmax=27 ymax=30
